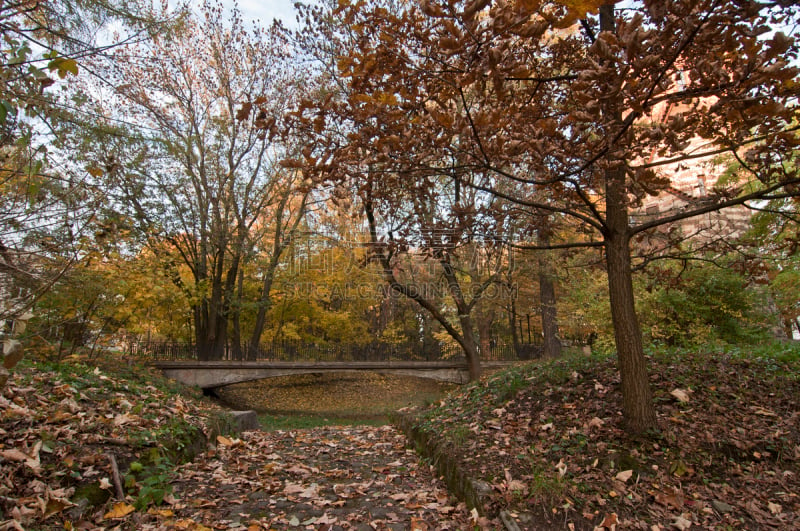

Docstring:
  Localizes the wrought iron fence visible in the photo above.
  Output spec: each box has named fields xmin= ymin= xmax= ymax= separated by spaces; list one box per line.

xmin=128 ymin=339 xmax=536 ymax=362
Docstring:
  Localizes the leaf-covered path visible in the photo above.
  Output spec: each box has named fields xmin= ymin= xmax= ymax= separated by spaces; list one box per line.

xmin=140 ymin=425 xmax=480 ymax=530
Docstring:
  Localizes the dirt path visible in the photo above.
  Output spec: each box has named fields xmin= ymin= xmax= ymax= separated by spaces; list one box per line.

xmin=139 ymin=425 xmax=483 ymax=530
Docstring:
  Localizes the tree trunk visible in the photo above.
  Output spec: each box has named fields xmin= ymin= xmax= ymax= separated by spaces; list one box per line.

xmin=600 ymin=2 xmax=657 ymax=435
xmin=539 ymin=269 xmax=561 ymax=358
xmin=194 ymin=304 xmax=212 ymax=361
xmin=248 ymin=262 xmax=277 ymax=360
xmin=363 ymin=189 xmax=482 ymax=379
xmin=194 ymin=292 xmax=228 ymax=361
xmin=230 ymin=268 xmax=245 ymax=361
xmin=248 ymin=190 xmax=306 ymax=359
xmin=440 ymin=254 xmax=482 ymax=380
xmin=211 ymin=304 xmax=228 ymax=360
xmin=509 ymin=299 xmax=522 ymax=356
xmin=605 ymin=160 xmax=657 ymax=432
xmin=606 ymin=231 xmax=656 ymax=433
xmin=476 ymin=305 xmax=495 ymax=358
xmin=458 ymin=313 xmax=482 ymax=381
xmin=537 ymin=232 xmax=561 ymax=358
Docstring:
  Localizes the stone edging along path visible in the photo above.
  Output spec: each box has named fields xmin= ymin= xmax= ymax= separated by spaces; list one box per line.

xmin=393 ymin=413 xmax=522 ymax=531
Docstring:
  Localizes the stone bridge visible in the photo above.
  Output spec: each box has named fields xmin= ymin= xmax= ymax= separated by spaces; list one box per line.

xmin=152 ymin=360 xmax=519 ymax=389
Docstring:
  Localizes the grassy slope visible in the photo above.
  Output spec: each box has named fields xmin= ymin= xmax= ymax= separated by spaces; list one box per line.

xmin=0 ymin=353 xmax=223 ymax=529
xmin=409 ymin=346 xmax=800 ymax=530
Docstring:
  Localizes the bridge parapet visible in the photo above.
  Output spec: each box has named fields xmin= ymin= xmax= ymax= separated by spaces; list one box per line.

xmin=153 ymin=360 xmax=519 ymax=389
xmin=131 ymin=340 xmax=534 ymax=363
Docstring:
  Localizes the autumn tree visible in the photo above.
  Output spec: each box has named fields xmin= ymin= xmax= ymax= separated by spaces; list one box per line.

xmin=76 ymin=1 xmax=308 ymax=360
xmin=0 ymin=0 xmax=162 ymax=322
xmin=359 ymin=170 xmax=510 ymax=379
xmin=282 ymin=0 xmax=528 ymax=379
xmin=0 ymin=0 xmax=177 ymax=386
xmin=288 ymin=0 xmax=800 ymax=432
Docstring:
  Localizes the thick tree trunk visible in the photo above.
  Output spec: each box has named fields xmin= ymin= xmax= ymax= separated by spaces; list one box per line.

xmin=605 ymin=173 xmax=657 ymax=433
xmin=606 ymin=232 xmax=656 ymax=433
xmin=600 ymin=2 xmax=657 ymax=435
xmin=194 ymin=291 xmax=228 ymax=361
xmin=458 ymin=313 xmax=482 ymax=381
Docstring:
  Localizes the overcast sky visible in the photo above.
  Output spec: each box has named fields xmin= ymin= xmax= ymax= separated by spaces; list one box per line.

xmin=221 ymin=0 xmax=299 ymax=28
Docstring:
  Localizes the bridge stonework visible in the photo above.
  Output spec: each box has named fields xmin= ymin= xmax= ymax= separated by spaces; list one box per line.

xmin=153 ymin=360 xmax=516 ymax=389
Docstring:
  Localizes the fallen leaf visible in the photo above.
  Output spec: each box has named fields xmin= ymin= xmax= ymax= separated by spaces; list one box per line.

xmin=599 ymin=512 xmax=618 ymax=530
xmin=263 ymin=462 xmax=280 ymax=475
xmin=316 ymin=514 xmax=338 ymax=524
xmin=672 ymin=514 xmax=692 ymax=530
xmin=767 ymin=501 xmax=782 ymax=514
xmin=0 ymin=448 xmax=31 ymax=462
xmin=285 ymin=464 xmax=313 ymax=476
xmin=173 ymin=519 xmax=213 ymax=530
xmin=615 ymin=469 xmax=634 ymax=483
xmin=103 ymin=502 xmax=135 ymax=519
xmin=588 ymin=417 xmax=605 ymax=429
xmin=299 ymin=483 xmax=319 ymax=498
xmin=670 ymin=388 xmax=691 ymax=403
xmin=43 ymin=497 xmax=72 ymax=519
xmin=216 ymin=435 xmax=234 ymax=447
xmin=113 ymin=413 xmax=133 ymax=426
xmin=655 ymin=489 xmax=684 ymax=510
xmin=0 ymin=443 xmax=40 ymax=471
xmin=555 ymin=458 xmax=567 ymax=477
xmin=507 ymin=479 xmax=528 ymax=495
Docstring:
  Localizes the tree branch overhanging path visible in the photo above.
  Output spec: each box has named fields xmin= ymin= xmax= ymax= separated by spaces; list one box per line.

xmin=275 ymin=0 xmax=800 ymax=434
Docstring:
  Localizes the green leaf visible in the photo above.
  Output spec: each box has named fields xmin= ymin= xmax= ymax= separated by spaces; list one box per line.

xmin=48 ymin=57 xmax=79 ymax=78
xmin=27 ymin=180 xmax=41 ymax=205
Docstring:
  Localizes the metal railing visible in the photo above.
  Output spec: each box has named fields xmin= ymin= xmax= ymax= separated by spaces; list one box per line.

xmin=128 ymin=339 xmax=538 ymax=362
